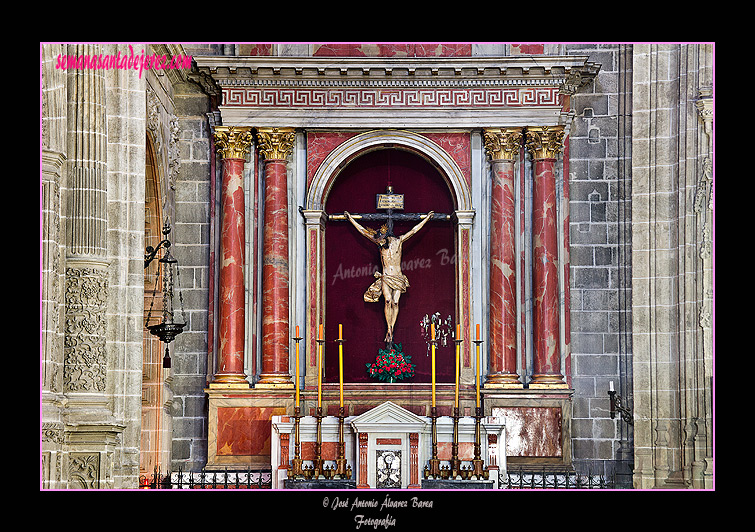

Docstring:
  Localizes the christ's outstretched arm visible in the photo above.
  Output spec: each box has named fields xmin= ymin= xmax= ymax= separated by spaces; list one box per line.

xmin=344 ymin=211 xmax=376 ymax=241
xmin=399 ymin=211 xmax=434 ymax=243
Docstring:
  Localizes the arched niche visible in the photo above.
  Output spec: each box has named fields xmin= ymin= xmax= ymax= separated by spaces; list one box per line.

xmin=301 ymin=130 xmax=474 ymax=387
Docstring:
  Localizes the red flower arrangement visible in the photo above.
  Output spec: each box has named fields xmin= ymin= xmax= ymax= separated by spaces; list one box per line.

xmin=366 ymin=343 xmax=416 ymax=383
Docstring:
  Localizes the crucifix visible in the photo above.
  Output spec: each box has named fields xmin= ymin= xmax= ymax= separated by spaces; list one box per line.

xmin=329 ymin=186 xmax=451 ymax=344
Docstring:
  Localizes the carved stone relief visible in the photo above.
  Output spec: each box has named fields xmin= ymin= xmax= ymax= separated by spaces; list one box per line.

xmin=146 ymin=87 xmax=180 ymax=191
xmin=376 ymin=449 xmax=401 ymax=488
xmin=64 ymin=267 xmax=108 ymax=392
xmin=68 ymin=452 xmax=100 ymax=489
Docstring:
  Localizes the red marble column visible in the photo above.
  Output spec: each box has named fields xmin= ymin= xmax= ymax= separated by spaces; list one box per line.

xmin=483 ymin=128 xmax=523 ymax=387
xmin=256 ymin=128 xmax=296 ymax=386
xmin=211 ymin=126 xmax=254 ymax=387
xmin=525 ymin=126 xmax=567 ymax=388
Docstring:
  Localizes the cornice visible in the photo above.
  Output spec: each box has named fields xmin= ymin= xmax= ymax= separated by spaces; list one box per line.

xmin=194 ymin=55 xmax=599 ymax=91
xmin=196 ymin=55 xmax=599 ymax=129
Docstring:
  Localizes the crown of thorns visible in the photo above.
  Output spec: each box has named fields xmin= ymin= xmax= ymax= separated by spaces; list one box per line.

xmin=365 ymin=224 xmax=389 ymax=238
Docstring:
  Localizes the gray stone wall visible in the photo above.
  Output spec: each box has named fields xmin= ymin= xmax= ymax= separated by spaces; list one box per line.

xmin=170 ymin=80 xmax=213 ymax=471
xmin=565 ymin=44 xmax=634 ymax=484
xmin=104 ymin=44 xmax=148 ymax=487
xmin=630 ymin=44 xmax=713 ymax=489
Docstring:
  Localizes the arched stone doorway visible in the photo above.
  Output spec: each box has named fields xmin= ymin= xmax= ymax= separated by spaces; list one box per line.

xmin=140 ymin=136 xmax=171 ymax=479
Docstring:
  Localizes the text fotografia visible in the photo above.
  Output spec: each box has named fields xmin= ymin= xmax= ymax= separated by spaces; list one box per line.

xmin=55 ymin=45 xmax=192 ymax=79
xmin=325 ymin=494 xmax=433 ymax=529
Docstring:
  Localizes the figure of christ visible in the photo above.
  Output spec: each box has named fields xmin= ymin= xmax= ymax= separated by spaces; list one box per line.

xmin=344 ymin=210 xmax=435 ymax=344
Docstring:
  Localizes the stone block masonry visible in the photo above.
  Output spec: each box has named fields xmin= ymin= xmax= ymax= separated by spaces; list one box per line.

xmin=564 ymin=44 xmax=633 ymax=482
xmin=170 ymin=80 xmax=213 ymax=471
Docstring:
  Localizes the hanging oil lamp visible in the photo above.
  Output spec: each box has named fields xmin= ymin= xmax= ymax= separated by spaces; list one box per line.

xmin=145 ymin=220 xmax=186 ymax=368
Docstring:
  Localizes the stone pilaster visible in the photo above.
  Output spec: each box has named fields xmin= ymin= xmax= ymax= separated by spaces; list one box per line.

xmin=63 ymin=43 xmax=111 ymax=396
xmin=60 ymin=43 xmax=125 ymax=489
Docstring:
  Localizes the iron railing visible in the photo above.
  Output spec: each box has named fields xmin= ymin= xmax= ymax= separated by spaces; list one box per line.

xmin=139 ymin=468 xmax=272 ymax=489
xmin=502 ymin=466 xmax=616 ymax=489
xmin=138 ymin=466 xmax=617 ymax=490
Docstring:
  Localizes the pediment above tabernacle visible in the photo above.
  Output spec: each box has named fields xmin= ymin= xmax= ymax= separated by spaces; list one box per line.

xmin=350 ymin=401 xmax=428 ymax=433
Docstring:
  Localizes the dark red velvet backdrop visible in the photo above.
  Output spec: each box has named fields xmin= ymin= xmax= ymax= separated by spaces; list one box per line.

xmin=324 ymin=149 xmax=455 ymax=383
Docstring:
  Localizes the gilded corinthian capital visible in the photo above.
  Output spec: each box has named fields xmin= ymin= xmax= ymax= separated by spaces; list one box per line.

xmin=525 ymin=126 xmax=565 ymax=160
xmin=256 ymin=127 xmax=296 ymax=161
xmin=483 ymin=128 xmax=524 ymax=161
xmin=213 ymin=126 xmax=254 ymax=159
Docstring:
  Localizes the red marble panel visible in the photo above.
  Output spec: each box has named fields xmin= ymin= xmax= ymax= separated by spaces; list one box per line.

xmin=301 ymin=441 xmax=339 ymax=461
xmin=308 ymin=228 xmax=319 ymax=368
xmin=437 ymin=441 xmax=475 ymax=461
xmin=238 ymin=44 xmax=273 ymax=56
xmin=358 ymin=433 xmax=369 ymax=488
xmin=492 ymin=406 xmax=562 ymax=458
xmin=461 ymin=229 xmax=471 ymax=366
xmin=216 ymin=406 xmax=285 ymax=456
xmin=312 ymin=44 xmax=471 ymax=57
xmin=511 ymin=44 xmax=544 ymax=55
xmin=420 ymin=132 xmax=471 ymax=189
xmin=376 ymin=438 xmax=402 ymax=445
xmin=307 ymin=131 xmax=359 ymax=187
xmin=409 ymin=433 xmax=419 ymax=488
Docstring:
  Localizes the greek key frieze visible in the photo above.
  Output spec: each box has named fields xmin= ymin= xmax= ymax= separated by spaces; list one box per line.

xmin=223 ymin=87 xmax=560 ymax=108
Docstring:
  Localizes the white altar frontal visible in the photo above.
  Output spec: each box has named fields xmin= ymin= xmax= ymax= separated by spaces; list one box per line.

xmin=272 ymin=401 xmax=505 ymax=489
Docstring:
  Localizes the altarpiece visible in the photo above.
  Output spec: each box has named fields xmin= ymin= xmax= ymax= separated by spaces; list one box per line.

xmin=194 ymin=54 xmax=599 ymax=488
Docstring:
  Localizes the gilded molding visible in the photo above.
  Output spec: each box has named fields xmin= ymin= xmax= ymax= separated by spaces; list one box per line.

xmin=525 ymin=126 xmax=565 ymax=160
xmin=255 ymin=127 xmax=296 ymax=161
xmin=213 ymin=125 xmax=254 ymax=160
xmin=483 ymin=128 xmax=524 ymax=161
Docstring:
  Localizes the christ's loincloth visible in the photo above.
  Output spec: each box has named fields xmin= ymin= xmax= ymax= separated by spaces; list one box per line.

xmin=364 ymin=271 xmax=410 ymax=303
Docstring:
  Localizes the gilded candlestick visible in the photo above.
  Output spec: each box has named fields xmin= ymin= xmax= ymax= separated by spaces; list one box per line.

xmin=473 ymin=326 xmax=483 ymax=409
xmin=293 ymin=326 xmax=302 ymax=408
xmin=289 ymin=405 xmax=303 ymax=479
xmin=335 ymin=406 xmax=350 ymax=478
xmin=317 ymin=324 xmax=324 ymax=408
xmin=337 ymin=324 xmax=344 ymax=407
xmin=451 ymin=406 xmax=460 ymax=476
xmin=454 ymin=324 xmax=461 ymax=410
xmin=430 ymin=323 xmax=436 ymax=407
xmin=427 ymin=406 xmax=441 ymax=478
xmin=314 ymin=406 xmax=323 ymax=477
